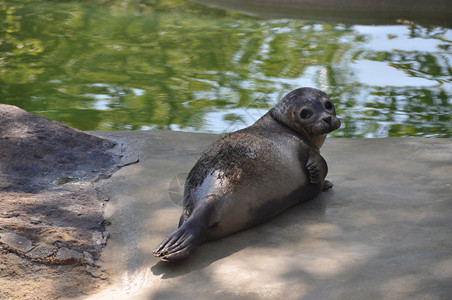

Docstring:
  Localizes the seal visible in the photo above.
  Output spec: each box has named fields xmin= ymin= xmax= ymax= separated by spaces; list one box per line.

xmin=153 ymin=87 xmax=341 ymax=261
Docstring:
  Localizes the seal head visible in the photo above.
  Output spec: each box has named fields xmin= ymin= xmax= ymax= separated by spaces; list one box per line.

xmin=271 ymin=88 xmax=341 ymax=147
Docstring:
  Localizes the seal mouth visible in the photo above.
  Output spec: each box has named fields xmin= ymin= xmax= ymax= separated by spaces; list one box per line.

xmin=312 ymin=116 xmax=341 ymax=135
xmin=331 ymin=117 xmax=341 ymax=131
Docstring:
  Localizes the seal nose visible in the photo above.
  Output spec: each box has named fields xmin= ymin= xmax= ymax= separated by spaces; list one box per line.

xmin=323 ymin=116 xmax=332 ymax=124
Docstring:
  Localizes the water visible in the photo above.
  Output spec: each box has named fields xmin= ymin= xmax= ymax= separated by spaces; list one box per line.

xmin=1 ymin=0 xmax=451 ymax=137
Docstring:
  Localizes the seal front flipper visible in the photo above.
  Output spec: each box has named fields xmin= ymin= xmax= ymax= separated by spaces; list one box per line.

xmin=306 ymin=159 xmax=321 ymax=184
xmin=153 ymin=197 xmax=214 ymax=262
xmin=306 ymin=150 xmax=333 ymax=191
xmin=306 ymin=151 xmax=328 ymax=185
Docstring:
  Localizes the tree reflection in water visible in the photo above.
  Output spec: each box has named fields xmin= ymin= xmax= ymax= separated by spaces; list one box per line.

xmin=0 ymin=0 xmax=450 ymax=137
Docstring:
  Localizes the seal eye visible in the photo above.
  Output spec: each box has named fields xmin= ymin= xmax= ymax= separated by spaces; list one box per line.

xmin=325 ymin=101 xmax=333 ymax=110
xmin=300 ymin=108 xmax=312 ymax=119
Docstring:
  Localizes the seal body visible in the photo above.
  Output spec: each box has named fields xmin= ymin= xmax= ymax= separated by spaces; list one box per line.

xmin=154 ymin=87 xmax=341 ymax=261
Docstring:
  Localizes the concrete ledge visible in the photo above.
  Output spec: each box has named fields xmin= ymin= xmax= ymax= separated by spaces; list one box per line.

xmin=88 ymin=131 xmax=452 ymax=299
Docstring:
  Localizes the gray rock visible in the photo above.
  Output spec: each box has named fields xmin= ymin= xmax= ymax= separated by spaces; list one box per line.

xmin=0 ymin=104 xmax=120 ymax=193
xmin=56 ymin=247 xmax=84 ymax=261
xmin=0 ymin=104 xmax=121 ymax=266
xmin=26 ymin=243 xmax=55 ymax=259
xmin=85 ymin=265 xmax=105 ymax=279
xmin=83 ymin=251 xmax=95 ymax=265
xmin=0 ymin=232 xmax=34 ymax=254
xmin=92 ymin=232 xmax=104 ymax=246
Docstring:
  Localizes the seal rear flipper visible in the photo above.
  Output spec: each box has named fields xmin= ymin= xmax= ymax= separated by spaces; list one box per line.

xmin=153 ymin=220 xmax=204 ymax=262
xmin=153 ymin=198 xmax=214 ymax=261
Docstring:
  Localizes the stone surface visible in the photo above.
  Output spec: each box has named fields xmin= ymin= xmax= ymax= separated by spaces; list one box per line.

xmin=0 ymin=104 xmax=123 ymax=266
xmin=26 ymin=243 xmax=55 ymax=260
xmin=0 ymin=105 xmax=124 ymax=298
xmin=0 ymin=104 xmax=119 ymax=193
xmin=56 ymin=248 xmax=84 ymax=262
xmin=85 ymin=132 xmax=452 ymax=300
xmin=0 ymin=191 xmax=107 ymax=263
xmin=84 ymin=251 xmax=95 ymax=265
xmin=0 ymin=250 xmax=106 ymax=300
xmin=0 ymin=232 xmax=33 ymax=254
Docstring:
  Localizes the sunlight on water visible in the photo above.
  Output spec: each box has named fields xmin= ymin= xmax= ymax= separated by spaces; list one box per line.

xmin=351 ymin=59 xmax=437 ymax=87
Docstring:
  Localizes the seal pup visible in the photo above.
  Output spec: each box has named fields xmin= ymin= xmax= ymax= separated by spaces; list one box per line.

xmin=153 ymin=87 xmax=341 ymax=262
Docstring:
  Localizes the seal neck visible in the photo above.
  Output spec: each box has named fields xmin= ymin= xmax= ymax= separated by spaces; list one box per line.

xmin=310 ymin=135 xmax=327 ymax=149
xmin=261 ymin=110 xmax=324 ymax=150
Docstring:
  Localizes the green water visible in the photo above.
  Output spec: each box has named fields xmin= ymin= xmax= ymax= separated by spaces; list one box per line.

xmin=1 ymin=0 xmax=451 ymax=137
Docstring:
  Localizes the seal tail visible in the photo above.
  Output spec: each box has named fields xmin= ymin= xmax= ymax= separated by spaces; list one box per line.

xmin=153 ymin=199 xmax=214 ymax=262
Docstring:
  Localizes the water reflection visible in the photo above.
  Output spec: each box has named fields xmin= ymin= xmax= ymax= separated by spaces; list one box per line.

xmin=0 ymin=0 xmax=450 ymax=137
